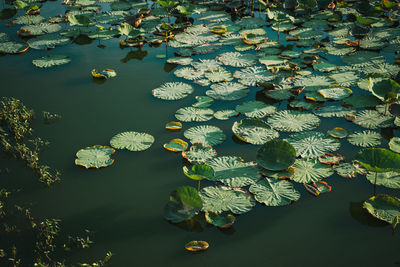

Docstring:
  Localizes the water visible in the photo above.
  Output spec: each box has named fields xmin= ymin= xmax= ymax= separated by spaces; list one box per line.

xmin=1 ymin=1 xmax=400 ymax=266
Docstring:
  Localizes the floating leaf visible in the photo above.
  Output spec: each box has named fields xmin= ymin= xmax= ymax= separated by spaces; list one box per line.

xmin=206 ymin=82 xmax=249 ymax=101
xmin=327 ymin=127 xmax=348 ymax=139
xmin=192 ymin=96 xmax=213 ymax=108
xmin=256 ymin=140 xmax=296 ymax=171
xmin=174 ymin=67 xmax=204 ymax=80
xmin=389 ymin=137 xmax=400 ymax=153
xmin=110 ymin=131 xmax=154 ymax=151
xmin=0 ymin=41 xmax=28 ymax=54
xmin=75 ymin=145 xmax=115 ymax=169
xmin=259 ymin=55 xmax=287 ymax=66
xmin=91 ymin=69 xmax=116 ymax=79
xmin=344 ymin=94 xmax=381 ymax=108
xmin=217 ymin=52 xmax=258 ymax=67
xmin=165 ymin=121 xmax=182 ymax=130
xmin=191 ymin=59 xmax=222 ymax=71
xmin=164 ymin=186 xmax=203 ymax=223
xmin=164 ymin=138 xmax=188 ymax=152
xmin=313 ymin=106 xmax=355 ymax=118
xmin=335 ymin=162 xmax=366 ymax=178
xmin=182 ymin=143 xmax=217 ymax=164
xmin=206 ymin=156 xmax=260 ymax=187
xmin=27 ymin=33 xmax=70 ymax=50
xmin=348 ymin=130 xmax=381 ymax=147
xmin=175 ymin=107 xmax=213 ymax=122
xmin=290 ymin=159 xmax=334 ymax=183
xmin=268 ymin=110 xmax=320 ymax=132
xmin=205 ymin=212 xmax=235 ymax=228
xmin=286 ymin=131 xmax=340 ymax=159
xmin=366 ymin=172 xmax=400 ymax=189
xmin=353 ymin=110 xmax=393 ymax=129
xmin=363 ymin=195 xmax=400 ymax=224
xmin=152 ymin=82 xmax=194 ymax=100
xmin=354 ymin=148 xmax=400 ymax=172
xmin=204 ymin=68 xmax=233 ymax=83
xmin=184 ymin=125 xmax=226 ymax=146
xmin=183 ymin=164 xmax=214 ymax=181
xmin=318 ymin=87 xmax=352 ymax=100
xmin=200 ymin=186 xmax=255 ymax=214
xmin=232 ymin=118 xmax=279 ymax=145
xmin=214 ymin=110 xmax=237 ymax=120
xmin=233 ymin=66 xmax=275 ymax=86
xmin=235 ymin=101 xmax=277 ymax=118
xmin=184 ymin=241 xmax=209 ymax=252
xmin=249 ymin=178 xmax=300 ymax=206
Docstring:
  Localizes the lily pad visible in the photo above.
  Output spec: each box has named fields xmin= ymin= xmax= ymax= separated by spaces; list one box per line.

xmin=175 ymin=107 xmax=214 ymax=122
xmin=152 ymin=82 xmax=194 ymax=100
xmin=184 ymin=241 xmax=209 ymax=252
xmin=389 ymin=137 xmax=400 ymax=153
xmin=182 ymin=143 xmax=217 ymax=164
xmin=286 ymin=131 xmax=340 ymax=159
xmin=164 ymin=186 xmax=203 ymax=223
xmin=200 ymin=186 xmax=255 ymax=214
xmin=233 ymin=66 xmax=275 ymax=86
xmin=366 ymin=172 xmax=400 ymax=189
xmin=363 ymin=195 xmax=400 ymax=224
xmin=235 ymin=101 xmax=277 ymax=118
xmin=353 ymin=110 xmax=393 ymax=129
xmin=232 ymin=118 xmax=279 ymax=145
xmin=217 ymin=52 xmax=258 ymax=67
xmin=75 ymin=145 xmax=115 ymax=169
xmin=110 ymin=131 xmax=154 ymax=151
xmin=290 ymin=159 xmax=334 ymax=183
xmin=268 ymin=110 xmax=320 ymax=132
xmin=183 ymin=164 xmax=214 ymax=181
xmin=214 ymin=110 xmax=238 ymax=120
xmin=327 ymin=127 xmax=348 ymax=139
xmin=32 ymin=55 xmax=70 ymax=68
xmin=184 ymin=125 xmax=226 ymax=146
xmin=348 ymin=130 xmax=381 ymax=147
xmin=206 ymin=82 xmax=249 ymax=101
xmin=249 ymin=178 xmax=300 ymax=206
xmin=354 ymin=148 xmax=400 ymax=172
xmin=205 ymin=212 xmax=235 ymax=228
xmin=256 ymin=140 xmax=296 ymax=171
xmin=164 ymin=139 xmax=188 ymax=152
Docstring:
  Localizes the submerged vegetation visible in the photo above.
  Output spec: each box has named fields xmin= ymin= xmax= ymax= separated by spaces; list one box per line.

xmin=2 ymin=0 xmax=400 ymax=263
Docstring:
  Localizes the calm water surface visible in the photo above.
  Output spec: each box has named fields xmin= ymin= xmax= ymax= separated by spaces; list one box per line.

xmin=1 ymin=1 xmax=400 ymax=266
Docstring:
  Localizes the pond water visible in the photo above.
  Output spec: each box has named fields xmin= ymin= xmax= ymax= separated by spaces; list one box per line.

xmin=1 ymin=0 xmax=400 ymax=266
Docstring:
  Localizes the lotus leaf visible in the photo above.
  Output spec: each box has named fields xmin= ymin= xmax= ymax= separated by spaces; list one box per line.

xmin=164 ymin=186 xmax=203 ymax=223
xmin=200 ymin=186 xmax=255 ymax=214
xmin=294 ymin=75 xmax=334 ymax=92
xmin=318 ymin=87 xmax=352 ymax=100
xmin=327 ymin=127 xmax=348 ymax=139
xmin=249 ymin=178 xmax=300 ymax=206
xmin=313 ymin=62 xmax=337 ymax=73
xmin=286 ymin=131 xmax=340 ymax=159
xmin=204 ymin=68 xmax=233 ymax=83
xmin=344 ymin=94 xmax=381 ymax=108
xmin=205 ymin=212 xmax=235 ymax=228
xmin=256 ymin=140 xmax=296 ymax=171
xmin=182 ymin=143 xmax=217 ymax=164
xmin=91 ymin=69 xmax=116 ymax=79
xmin=214 ymin=110 xmax=237 ymax=120
xmin=341 ymin=51 xmax=385 ymax=67
xmin=192 ymin=96 xmax=213 ymax=108
xmin=13 ymin=15 xmax=45 ymax=25
xmin=174 ymin=67 xmax=204 ymax=81
xmin=75 ymin=145 xmax=115 ymax=169
xmin=164 ymin=139 xmax=188 ymax=152
xmin=183 ymin=164 xmax=214 ymax=181
xmin=88 ymin=29 xmax=118 ymax=40
xmin=389 ymin=137 xmax=400 ymax=154
xmin=335 ymin=162 xmax=366 ymax=178
xmin=232 ymin=118 xmax=279 ymax=145
xmin=268 ymin=110 xmax=320 ymax=132
xmin=184 ymin=125 xmax=226 ymax=146
xmin=152 ymin=82 xmax=194 ymax=100
xmin=353 ymin=110 xmax=393 ymax=129
xmin=281 ymin=50 xmax=301 ymax=59
xmin=175 ymin=107 xmax=213 ymax=122
xmin=233 ymin=66 xmax=275 ymax=86
xmin=290 ymin=159 xmax=334 ymax=183
xmin=32 ymin=55 xmax=71 ymax=68
xmin=236 ymin=16 xmax=265 ymax=29
xmin=235 ymin=101 xmax=277 ymax=119
xmin=110 ymin=131 xmax=154 ymax=151
xmin=259 ymin=55 xmax=287 ymax=66
xmin=27 ymin=33 xmax=70 ymax=50
xmin=68 ymin=14 xmax=93 ymax=27
xmin=348 ymin=130 xmax=381 ymax=147
xmin=174 ymin=32 xmax=218 ymax=46
xmin=371 ymin=79 xmax=400 ymax=101
xmin=191 ymin=59 xmax=221 ymax=71
xmin=0 ymin=41 xmax=28 ymax=54
xmin=217 ymin=52 xmax=258 ymax=67
xmin=184 ymin=241 xmax=209 ymax=252
xmin=289 ymin=100 xmax=318 ymax=111
xmin=206 ymin=156 xmax=260 ymax=187
xmin=366 ymin=172 xmax=400 ymax=189
xmin=328 ymin=71 xmax=359 ymax=87
xmin=206 ymin=82 xmax=248 ymax=101
xmin=363 ymin=195 xmax=400 ymax=224
xmin=318 ymin=153 xmax=345 ymax=165
xmin=165 ymin=121 xmax=182 ymax=130
xmin=166 ymin=57 xmax=193 ymax=66
xmin=313 ymin=106 xmax=355 ymax=118
xmin=19 ymin=23 xmax=62 ymax=36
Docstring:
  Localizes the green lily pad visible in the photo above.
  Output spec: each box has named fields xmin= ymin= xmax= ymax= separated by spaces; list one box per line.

xmin=75 ymin=145 xmax=115 ymax=169
xmin=183 ymin=164 xmax=215 ymax=181
xmin=268 ymin=110 xmax=320 ymax=132
xmin=204 ymin=68 xmax=233 ymax=83
xmin=27 ymin=33 xmax=70 ymax=50
xmin=200 ymin=186 xmax=255 ymax=214
xmin=327 ymin=127 xmax=348 ymax=139
xmin=366 ymin=172 xmax=400 ymax=189
xmin=0 ymin=41 xmax=28 ymax=54
xmin=206 ymin=156 xmax=260 ymax=187
xmin=175 ymin=107 xmax=214 ymax=122
xmin=164 ymin=186 xmax=203 ymax=223
xmin=205 ymin=212 xmax=235 ymax=228
xmin=32 ymin=55 xmax=71 ymax=68
xmin=334 ymin=162 xmax=367 ymax=178
xmin=318 ymin=87 xmax=352 ymax=100
xmin=184 ymin=125 xmax=226 ymax=146
xmin=110 ymin=131 xmax=154 ymax=151
xmin=363 ymin=195 xmax=400 ymax=224
xmin=353 ymin=110 xmax=393 ymax=129
xmin=192 ymin=96 xmax=213 ymax=108
xmin=389 ymin=137 xmax=400 ymax=153
xmin=290 ymin=159 xmax=334 ymax=183
xmin=163 ymin=138 xmax=188 ymax=152
xmin=217 ymin=52 xmax=258 ymax=67
xmin=354 ymin=148 xmax=400 ymax=173
xmin=152 ymin=82 xmax=194 ymax=100
xmin=249 ymin=178 xmax=300 ymax=206
xmin=256 ymin=140 xmax=296 ymax=171
xmin=232 ymin=118 xmax=279 ymax=145
xmin=259 ymin=55 xmax=287 ymax=66
xmin=182 ymin=143 xmax=217 ymax=164
xmin=344 ymin=94 xmax=381 ymax=108
xmin=206 ymin=82 xmax=249 ymax=101
xmin=214 ymin=110 xmax=238 ymax=120
xmin=233 ymin=66 xmax=275 ymax=86
xmin=235 ymin=101 xmax=277 ymax=118
xmin=347 ymin=130 xmax=381 ymax=147
xmin=286 ymin=131 xmax=340 ymax=159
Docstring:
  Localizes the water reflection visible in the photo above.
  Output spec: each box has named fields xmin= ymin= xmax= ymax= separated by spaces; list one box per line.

xmin=91 ymin=77 xmax=106 ymax=85
xmin=232 ymin=134 xmax=249 ymax=146
xmin=0 ymin=8 xmax=16 ymax=20
xmin=73 ymin=34 xmax=93 ymax=46
xmin=172 ymin=214 xmax=204 ymax=232
xmin=380 ymin=127 xmax=395 ymax=141
xmin=349 ymin=201 xmax=387 ymax=227
xmin=120 ymin=48 xmax=148 ymax=63
xmin=163 ymin=62 xmax=178 ymax=73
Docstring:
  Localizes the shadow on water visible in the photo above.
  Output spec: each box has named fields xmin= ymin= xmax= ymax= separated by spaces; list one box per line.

xmin=349 ymin=201 xmax=388 ymax=227
xmin=73 ymin=35 xmax=93 ymax=46
xmin=120 ymin=48 xmax=148 ymax=63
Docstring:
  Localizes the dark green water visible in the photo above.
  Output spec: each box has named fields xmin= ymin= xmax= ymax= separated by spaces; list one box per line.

xmin=1 ymin=1 xmax=400 ymax=267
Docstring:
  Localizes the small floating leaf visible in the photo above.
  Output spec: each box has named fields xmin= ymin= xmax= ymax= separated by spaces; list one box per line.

xmin=184 ymin=125 xmax=226 ymax=146
xmin=232 ymin=118 xmax=279 ymax=145
xmin=182 ymin=143 xmax=217 ymax=164
xmin=165 ymin=121 xmax=182 ymax=130
xmin=152 ymin=82 xmax=194 ymax=100
xmin=75 ymin=145 xmax=115 ymax=169
xmin=249 ymin=178 xmax=300 ymax=206
xmin=91 ymin=69 xmax=117 ymax=79
xmin=183 ymin=164 xmax=214 ymax=181
xmin=163 ymin=138 xmax=188 ymax=152
xmin=205 ymin=212 xmax=235 ymax=228
xmin=110 ymin=131 xmax=154 ymax=151
xmin=32 ymin=55 xmax=71 ymax=68
xmin=184 ymin=241 xmax=209 ymax=252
